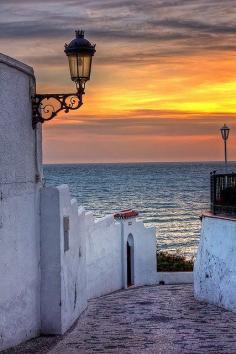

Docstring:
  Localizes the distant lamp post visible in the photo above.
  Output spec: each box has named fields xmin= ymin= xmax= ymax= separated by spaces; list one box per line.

xmin=32 ymin=30 xmax=96 ymax=128
xmin=220 ymin=124 xmax=230 ymax=164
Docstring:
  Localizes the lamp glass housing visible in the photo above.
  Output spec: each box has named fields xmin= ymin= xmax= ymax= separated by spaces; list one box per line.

xmin=67 ymin=53 xmax=93 ymax=84
xmin=221 ymin=124 xmax=230 ymax=141
xmin=65 ymin=30 xmax=96 ymax=87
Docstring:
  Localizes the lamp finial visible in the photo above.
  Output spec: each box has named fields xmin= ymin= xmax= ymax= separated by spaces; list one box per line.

xmin=75 ymin=29 xmax=84 ymax=38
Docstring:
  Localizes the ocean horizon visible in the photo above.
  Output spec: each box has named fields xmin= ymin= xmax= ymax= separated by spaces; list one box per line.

xmin=44 ymin=160 xmax=236 ymax=165
xmin=44 ymin=161 xmax=236 ymax=258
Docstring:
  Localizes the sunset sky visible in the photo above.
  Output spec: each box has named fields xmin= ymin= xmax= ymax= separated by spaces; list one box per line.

xmin=1 ymin=0 xmax=236 ymax=163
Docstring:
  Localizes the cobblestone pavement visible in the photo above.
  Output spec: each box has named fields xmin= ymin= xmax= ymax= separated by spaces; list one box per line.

xmin=5 ymin=285 xmax=236 ymax=354
xmin=48 ymin=284 xmax=236 ymax=354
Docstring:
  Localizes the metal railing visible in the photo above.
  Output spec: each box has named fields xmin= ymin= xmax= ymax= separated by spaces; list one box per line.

xmin=211 ymin=172 xmax=236 ymax=215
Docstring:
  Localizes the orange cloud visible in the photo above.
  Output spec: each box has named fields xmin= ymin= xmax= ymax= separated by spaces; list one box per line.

xmin=2 ymin=0 xmax=236 ymax=162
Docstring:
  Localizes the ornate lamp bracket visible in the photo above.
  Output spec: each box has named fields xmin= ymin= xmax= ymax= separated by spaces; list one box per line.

xmin=32 ymin=84 xmax=84 ymax=128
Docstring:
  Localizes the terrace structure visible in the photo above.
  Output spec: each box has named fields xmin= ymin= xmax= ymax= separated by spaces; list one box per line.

xmin=194 ymin=171 xmax=236 ymax=313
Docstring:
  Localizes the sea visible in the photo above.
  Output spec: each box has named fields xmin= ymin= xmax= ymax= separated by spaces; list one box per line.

xmin=44 ymin=162 xmax=236 ymax=258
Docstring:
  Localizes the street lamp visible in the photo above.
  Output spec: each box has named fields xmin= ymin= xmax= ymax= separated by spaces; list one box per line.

xmin=65 ymin=30 xmax=95 ymax=85
xmin=220 ymin=124 xmax=230 ymax=164
xmin=32 ymin=30 xmax=96 ymax=128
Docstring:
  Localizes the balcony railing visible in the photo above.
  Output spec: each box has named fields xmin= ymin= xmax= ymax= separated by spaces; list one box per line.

xmin=211 ymin=172 xmax=236 ymax=215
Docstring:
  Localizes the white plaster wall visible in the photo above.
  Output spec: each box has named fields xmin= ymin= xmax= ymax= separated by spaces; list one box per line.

xmin=156 ymin=272 xmax=193 ymax=285
xmin=194 ymin=215 xmax=236 ymax=313
xmin=40 ymin=185 xmax=87 ymax=335
xmin=59 ymin=186 xmax=87 ymax=333
xmin=0 ymin=54 xmax=42 ymax=350
xmin=121 ymin=219 xmax=157 ymax=288
xmin=86 ymin=214 xmax=122 ymax=299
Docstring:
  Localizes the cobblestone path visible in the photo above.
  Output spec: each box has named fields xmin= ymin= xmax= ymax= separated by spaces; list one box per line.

xmin=48 ymin=284 xmax=236 ymax=354
xmin=6 ymin=284 xmax=236 ymax=354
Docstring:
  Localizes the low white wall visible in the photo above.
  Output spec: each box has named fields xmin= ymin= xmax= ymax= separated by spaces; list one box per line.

xmin=156 ymin=272 xmax=193 ymax=285
xmin=40 ymin=185 xmax=87 ymax=335
xmin=194 ymin=215 xmax=236 ymax=313
xmin=86 ymin=216 xmax=157 ymax=297
xmin=86 ymin=214 xmax=122 ymax=299
xmin=40 ymin=184 xmax=158 ymax=333
xmin=0 ymin=54 xmax=42 ymax=351
xmin=120 ymin=219 xmax=157 ymax=287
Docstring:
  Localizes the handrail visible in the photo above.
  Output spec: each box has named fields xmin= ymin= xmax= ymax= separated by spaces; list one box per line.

xmin=211 ymin=172 xmax=236 ymax=215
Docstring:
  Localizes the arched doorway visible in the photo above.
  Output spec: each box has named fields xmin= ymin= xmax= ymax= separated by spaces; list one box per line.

xmin=127 ymin=234 xmax=134 ymax=287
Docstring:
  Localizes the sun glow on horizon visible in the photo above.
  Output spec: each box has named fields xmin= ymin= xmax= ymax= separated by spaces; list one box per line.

xmin=1 ymin=0 xmax=236 ymax=162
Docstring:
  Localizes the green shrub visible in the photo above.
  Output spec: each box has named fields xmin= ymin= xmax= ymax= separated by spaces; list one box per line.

xmin=157 ymin=251 xmax=193 ymax=272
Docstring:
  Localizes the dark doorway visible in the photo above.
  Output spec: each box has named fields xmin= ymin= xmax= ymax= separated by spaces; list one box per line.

xmin=127 ymin=241 xmax=132 ymax=287
xmin=127 ymin=234 xmax=134 ymax=287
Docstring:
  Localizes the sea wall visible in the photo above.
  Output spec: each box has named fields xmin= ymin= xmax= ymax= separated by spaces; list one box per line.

xmin=194 ymin=214 xmax=236 ymax=312
xmin=0 ymin=54 xmax=42 ymax=350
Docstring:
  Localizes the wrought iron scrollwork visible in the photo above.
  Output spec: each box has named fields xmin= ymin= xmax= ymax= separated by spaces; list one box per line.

xmin=32 ymin=86 xmax=84 ymax=128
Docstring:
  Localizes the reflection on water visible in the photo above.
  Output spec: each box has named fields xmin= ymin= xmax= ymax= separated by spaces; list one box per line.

xmin=44 ymin=162 xmax=236 ymax=257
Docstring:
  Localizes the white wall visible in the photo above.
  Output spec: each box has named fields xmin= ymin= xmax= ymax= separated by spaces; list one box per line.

xmin=40 ymin=185 xmax=87 ymax=335
xmin=156 ymin=272 xmax=193 ymax=285
xmin=86 ymin=214 xmax=122 ymax=299
xmin=194 ymin=214 xmax=236 ymax=313
xmin=86 ymin=215 xmax=157 ymax=298
xmin=120 ymin=219 xmax=157 ymax=288
xmin=0 ymin=54 xmax=42 ymax=350
xmin=41 ymin=186 xmax=157 ymax=330
xmin=59 ymin=187 xmax=87 ymax=334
